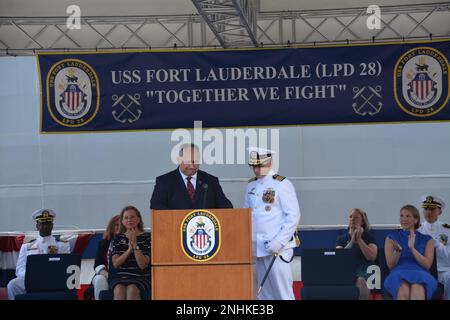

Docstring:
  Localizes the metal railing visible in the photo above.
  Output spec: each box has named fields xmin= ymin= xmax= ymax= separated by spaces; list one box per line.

xmin=1 ymin=3 xmax=449 ymax=54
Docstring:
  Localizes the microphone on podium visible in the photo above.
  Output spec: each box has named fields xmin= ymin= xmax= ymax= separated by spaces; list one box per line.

xmin=202 ymin=183 xmax=209 ymax=209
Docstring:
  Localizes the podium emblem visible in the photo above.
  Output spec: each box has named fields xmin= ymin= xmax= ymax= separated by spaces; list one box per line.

xmin=181 ymin=210 xmax=221 ymax=262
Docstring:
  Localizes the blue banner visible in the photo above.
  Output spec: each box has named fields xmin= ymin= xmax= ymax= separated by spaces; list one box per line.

xmin=37 ymin=40 xmax=450 ymax=133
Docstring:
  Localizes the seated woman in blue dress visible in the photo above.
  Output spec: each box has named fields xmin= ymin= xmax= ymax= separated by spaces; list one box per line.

xmin=384 ymin=204 xmax=437 ymax=300
xmin=111 ymin=205 xmax=150 ymax=300
xmin=336 ymin=208 xmax=378 ymax=300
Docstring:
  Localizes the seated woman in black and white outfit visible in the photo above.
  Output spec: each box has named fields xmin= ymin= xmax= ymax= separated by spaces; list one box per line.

xmin=111 ymin=205 xmax=150 ymax=300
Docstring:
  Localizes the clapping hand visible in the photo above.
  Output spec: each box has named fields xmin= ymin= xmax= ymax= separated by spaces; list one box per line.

xmin=127 ymin=228 xmax=138 ymax=251
xmin=392 ymin=240 xmax=402 ymax=252
xmin=408 ymin=230 xmax=416 ymax=250
xmin=354 ymin=227 xmax=364 ymax=242
xmin=349 ymin=229 xmax=357 ymax=243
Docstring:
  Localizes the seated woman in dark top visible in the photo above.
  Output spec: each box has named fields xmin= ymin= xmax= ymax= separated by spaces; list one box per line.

xmin=111 ymin=205 xmax=150 ymax=300
xmin=92 ymin=214 xmax=120 ymax=300
xmin=336 ymin=208 xmax=378 ymax=300
xmin=384 ymin=204 xmax=437 ymax=300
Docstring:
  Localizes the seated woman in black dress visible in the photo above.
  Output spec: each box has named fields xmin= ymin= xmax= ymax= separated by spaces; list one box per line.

xmin=111 ymin=205 xmax=150 ymax=300
xmin=92 ymin=214 xmax=120 ymax=300
xmin=336 ymin=208 xmax=378 ymax=300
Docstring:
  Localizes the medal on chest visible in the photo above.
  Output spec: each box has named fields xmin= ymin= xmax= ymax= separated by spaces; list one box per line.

xmin=48 ymin=245 xmax=58 ymax=254
xmin=262 ymin=188 xmax=275 ymax=212
xmin=262 ymin=188 xmax=275 ymax=204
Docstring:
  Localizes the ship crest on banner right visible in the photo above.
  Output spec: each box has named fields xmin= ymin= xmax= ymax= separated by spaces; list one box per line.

xmin=394 ymin=47 xmax=449 ymax=117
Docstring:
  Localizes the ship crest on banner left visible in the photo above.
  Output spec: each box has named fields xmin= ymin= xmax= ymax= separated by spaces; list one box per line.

xmin=47 ymin=59 xmax=100 ymax=128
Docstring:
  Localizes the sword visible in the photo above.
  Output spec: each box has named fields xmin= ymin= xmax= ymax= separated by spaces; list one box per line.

xmin=257 ymin=253 xmax=278 ymax=296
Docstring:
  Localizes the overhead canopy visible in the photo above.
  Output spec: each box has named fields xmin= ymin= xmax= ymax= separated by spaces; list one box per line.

xmin=0 ymin=0 xmax=449 ymax=54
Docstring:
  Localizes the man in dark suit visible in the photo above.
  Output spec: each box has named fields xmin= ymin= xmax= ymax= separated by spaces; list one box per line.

xmin=150 ymin=143 xmax=233 ymax=210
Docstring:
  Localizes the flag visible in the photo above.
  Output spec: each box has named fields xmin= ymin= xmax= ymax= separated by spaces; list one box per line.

xmin=58 ymin=232 xmax=94 ymax=255
xmin=0 ymin=232 xmax=94 ymax=300
xmin=0 ymin=235 xmax=25 ymax=288
xmin=0 ymin=232 xmax=93 ymax=286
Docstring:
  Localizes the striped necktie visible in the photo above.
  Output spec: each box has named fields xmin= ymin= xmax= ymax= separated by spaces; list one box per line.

xmin=186 ymin=177 xmax=195 ymax=203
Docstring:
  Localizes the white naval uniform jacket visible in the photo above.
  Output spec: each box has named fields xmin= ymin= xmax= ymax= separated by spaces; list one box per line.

xmin=15 ymin=235 xmax=71 ymax=278
xmin=244 ymin=171 xmax=301 ymax=257
xmin=418 ymin=220 xmax=450 ymax=273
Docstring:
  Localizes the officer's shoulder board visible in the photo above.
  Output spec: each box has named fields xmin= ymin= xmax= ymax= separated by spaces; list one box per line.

xmin=272 ymin=174 xmax=286 ymax=182
xmin=443 ymin=223 xmax=450 ymax=229
xmin=26 ymin=239 xmax=37 ymax=249
xmin=248 ymin=177 xmax=257 ymax=183
xmin=53 ymin=235 xmax=68 ymax=243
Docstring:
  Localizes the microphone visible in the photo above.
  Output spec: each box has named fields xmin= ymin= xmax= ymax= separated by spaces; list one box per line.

xmin=202 ymin=183 xmax=209 ymax=209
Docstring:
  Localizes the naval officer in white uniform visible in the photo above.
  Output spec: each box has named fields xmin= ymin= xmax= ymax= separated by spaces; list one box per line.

xmin=7 ymin=209 xmax=70 ymax=300
xmin=244 ymin=147 xmax=301 ymax=300
xmin=418 ymin=195 xmax=450 ymax=300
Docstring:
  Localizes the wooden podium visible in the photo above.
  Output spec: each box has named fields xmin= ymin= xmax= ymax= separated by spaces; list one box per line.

xmin=151 ymin=208 xmax=255 ymax=300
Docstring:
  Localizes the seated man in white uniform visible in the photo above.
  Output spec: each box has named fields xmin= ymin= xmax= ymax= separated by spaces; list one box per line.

xmin=244 ymin=147 xmax=301 ymax=300
xmin=418 ymin=195 xmax=450 ymax=300
xmin=7 ymin=209 xmax=70 ymax=300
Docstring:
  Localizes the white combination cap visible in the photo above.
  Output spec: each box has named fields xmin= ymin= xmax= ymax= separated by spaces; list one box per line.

xmin=31 ymin=209 xmax=56 ymax=222
xmin=421 ymin=195 xmax=446 ymax=210
xmin=247 ymin=147 xmax=275 ymax=166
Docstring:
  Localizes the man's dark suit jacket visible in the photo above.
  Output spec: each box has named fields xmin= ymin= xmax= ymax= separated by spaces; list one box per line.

xmin=150 ymin=169 xmax=233 ymax=210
